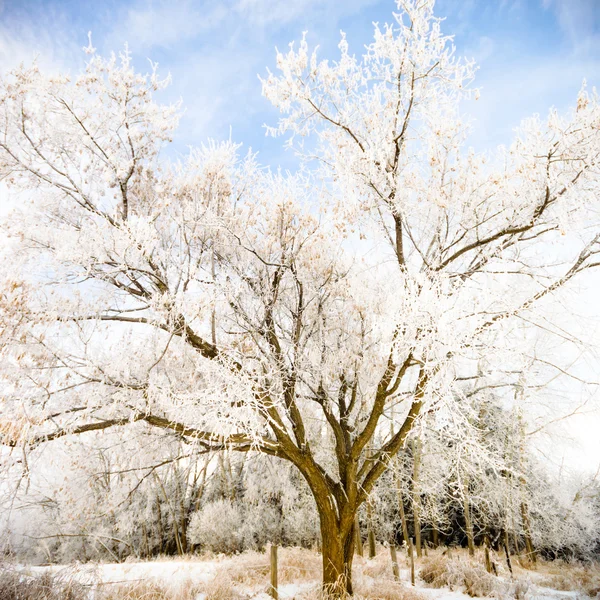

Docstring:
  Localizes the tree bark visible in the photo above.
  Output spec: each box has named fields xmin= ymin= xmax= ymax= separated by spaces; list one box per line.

xmin=390 ymin=544 xmax=400 ymax=581
xmin=396 ymin=480 xmax=410 ymax=548
xmin=463 ymin=485 xmax=475 ymax=557
xmin=270 ymin=544 xmax=278 ymax=599
xmin=432 ymin=523 xmax=439 ymax=548
xmin=354 ymin=515 xmax=363 ymax=557
xmin=502 ymin=530 xmax=513 ymax=575
xmin=367 ymin=511 xmax=377 ymax=559
xmin=318 ymin=507 xmax=355 ymax=596
xmin=412 ymin=439 xmax=422 ymax=558
xmin=521 ymin=502 xmax=537 ymax=564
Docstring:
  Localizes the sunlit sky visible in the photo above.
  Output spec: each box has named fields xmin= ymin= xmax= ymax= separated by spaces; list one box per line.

xmin=1 ymin=0 xmax=599 ymax=473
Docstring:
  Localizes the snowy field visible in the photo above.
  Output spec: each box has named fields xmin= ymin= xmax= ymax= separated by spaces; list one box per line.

xmin=8 ymin=547 xmax=598 ymax=600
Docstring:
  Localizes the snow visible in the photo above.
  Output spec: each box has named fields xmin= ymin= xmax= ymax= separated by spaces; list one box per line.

xmin=16 ymin=558 xmax=593 ymax=600
xmin=22 ymin=559 xmax=218 ymax=587
xmin=415 ymin=584 xmax=583 ymax=600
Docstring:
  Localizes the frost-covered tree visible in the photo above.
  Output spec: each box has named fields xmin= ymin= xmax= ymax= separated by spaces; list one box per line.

xmin=2 ymin=0 xmax=600 ymax=592
xmin=0 ymin=427 xmax=215 ymax=562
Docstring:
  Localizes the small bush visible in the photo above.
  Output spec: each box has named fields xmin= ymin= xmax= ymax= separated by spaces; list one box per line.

xmin=188 ymin=500 xmax=243 ymax=554
xmin=419 ymin=553 xmax=501 ymax=597
xmin=418 ymin=554 xmax=447 ymax=586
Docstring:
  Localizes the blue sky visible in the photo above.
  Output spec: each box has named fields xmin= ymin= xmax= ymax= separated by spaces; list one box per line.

xmin=0 ymin=0 xmax=599 ymax=169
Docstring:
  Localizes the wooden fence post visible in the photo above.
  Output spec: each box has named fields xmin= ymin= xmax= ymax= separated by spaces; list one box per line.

xmin=482 ymin=535 xmax=489 ymax=574
xmin=390 ymin=545 xmax=400 ymax=581
xmin=270 ymin=544 xmax=278 ymax=600
xmin=503 ymin=530 xmax=513 ymax=576
xmin=355 ymin=515 xmax=364 ymax=557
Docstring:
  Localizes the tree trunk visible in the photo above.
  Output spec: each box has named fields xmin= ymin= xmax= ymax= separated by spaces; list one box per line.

xmin=412 ymin=439 xmax=422 ymax=557
xmin=366 ymin=447 xmax=377 ymax=559
xmin=484 ymin=536 xmax=492 ymax=574
xmin=463 ymin=487 xmax=475 ymax=557
xmin=354 ymin=515 xmax=363 ymax=557
xmin=520 ymin=502 xmax=537 ymax=564
xmin=502 ymin=530 xmax=513 ymax=575
xmin=367 ymin=516 xmax=377 ymax=559
xmin=390 ymin=544 xmax=400 ymax=581
xmin=432 ymin=523 xmax=439 ymax=548
xmin=395 ymin=468 xmax=410 ymax=550
xmin=319 ymin=509 xmax=355 ymax=596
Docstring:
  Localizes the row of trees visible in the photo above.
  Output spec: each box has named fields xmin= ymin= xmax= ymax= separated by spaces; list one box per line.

xmin=1 ymin=0 xmax=600 ymax=593
xmin=2 ymin=393 xmax=598 ymax=565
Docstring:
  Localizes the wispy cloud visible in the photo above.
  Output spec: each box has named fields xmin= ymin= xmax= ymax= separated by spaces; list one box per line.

xmin=543 ymin=0 xmax=600 ymax=52
xmin=0 ymin=8 xmax=80 ymax=73
xmin=106 ymin=0 xmax=230 ymax=52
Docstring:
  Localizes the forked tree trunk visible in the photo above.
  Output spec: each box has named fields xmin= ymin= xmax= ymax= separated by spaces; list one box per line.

xmin=319 ymin=510 xmax=355 ymax=596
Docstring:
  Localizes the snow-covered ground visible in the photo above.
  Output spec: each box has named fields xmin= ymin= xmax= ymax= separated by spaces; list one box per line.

xmin=24 ymin=558 xmax=219 ymax=587
xmin=13 ymin=551 xmax=595 ymax=600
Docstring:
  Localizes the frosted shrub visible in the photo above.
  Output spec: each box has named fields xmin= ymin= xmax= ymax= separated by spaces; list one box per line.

xmin=240 ymin=503 xmax=283 ymax=550
xmin=281 ymin=499 xmax=319 ymax=548
xmin=188 ymin=500 xmax=243 ymax=554
xmin=419 ymin=553 xmax=503 ymax=597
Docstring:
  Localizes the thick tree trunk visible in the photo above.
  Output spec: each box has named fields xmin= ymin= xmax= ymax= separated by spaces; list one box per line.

xmin=319 ymin=508 xmax=355 ymax=596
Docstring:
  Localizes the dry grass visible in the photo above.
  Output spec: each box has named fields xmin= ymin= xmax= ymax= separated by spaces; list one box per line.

xmin=98 ymin=579 xmax=202 ymax=600
xmin=354 ymin=579 xmax=425 ymax=600
xmin=418 ymin=552 xmax=501 ymax=597
xmin=0 ymin=570 xmax=239 ymax=600
xmin=356 ymin=547 xmax=404 ymax=581
xmin=220 ymin=550 xmax=271 ymax=587
xmin=350 ymin=548 xmax=424 ymax=600
xmin=221 ymin=546 xmax=321 ymax=588
xmin=197 ymin=573 xmax=244 ymax=600
xmin=0 ymin=568 xmax=87 ymax=600
xmin=7 ymin=547 xmax=600 ymax=600
xmin=278 ymin=547 xmax=322 ymax=583
xmin=537 ymin=562 xmax=600 ymax=596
